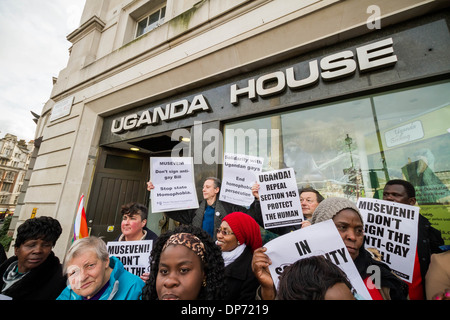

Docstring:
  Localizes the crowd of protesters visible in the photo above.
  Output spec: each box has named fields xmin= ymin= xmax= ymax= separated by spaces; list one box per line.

xmin=0 ymin=178 xmax=447 ymax=301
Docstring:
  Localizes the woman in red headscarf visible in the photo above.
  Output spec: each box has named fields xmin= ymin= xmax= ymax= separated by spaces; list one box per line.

xmin=216 ymin=211 xmax=262 ymax=300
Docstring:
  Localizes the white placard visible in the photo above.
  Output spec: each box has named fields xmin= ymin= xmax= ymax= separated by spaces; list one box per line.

xmin=264 ymin=220 xmax=372 ymax=300
xmin=107 ymin=240 xmax=153 ymax=277
xmin=150 ymin=157 xmax=199 ymax=212
xmin=258 ymin=168 xmax=304 ymax=229
xmin=219 ymin=153 xmax=264 ymax=207
xmin=384 ymin=120 xmax=424 ymax=148
xmin=50 ymin=96 xmax=74 ymax=121
xmin=357 ymin=198 xmax=419 ymax=283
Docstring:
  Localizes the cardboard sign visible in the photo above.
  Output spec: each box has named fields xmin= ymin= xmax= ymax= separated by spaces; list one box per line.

xmin=150 ymin=157 xmax=199 ymax=212
xmin=258 ymin=168 xmax=304 ymax=229
xmin=264 ymin=220 xmax=372 ymax=300
xmin=219 ymin=153 xmax=264 ymax=207
xmin=107 ymin=240 xmax=153 ymax=277
xmin=357 ymin=198 xmax=419 ymax=282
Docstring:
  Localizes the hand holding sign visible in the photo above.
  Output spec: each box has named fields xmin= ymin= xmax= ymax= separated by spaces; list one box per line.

xmin=150 ymin=157 xmax=199 ymax=212
xmin=258 ymin=168 xmax=304 ymax=229
xmin=107 ymin=240 xmax=153 ymax=277
xmin=357 ymin=198 xmax=419 ymax=282
xmin=264 ymin=220 xmax=371 ymax=300
xmin=251 ymin=247 xmax=276 ymax=300
xmin=219 ymin=153 xmax=264 ymax=207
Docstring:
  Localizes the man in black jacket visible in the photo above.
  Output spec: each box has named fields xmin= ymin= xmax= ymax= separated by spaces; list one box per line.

xmin=383 ymin=179 xmax=444 ymax=300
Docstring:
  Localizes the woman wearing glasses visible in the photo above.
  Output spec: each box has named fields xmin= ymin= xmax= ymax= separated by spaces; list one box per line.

xmin=216 ymin=211 xmax=262 ymax=300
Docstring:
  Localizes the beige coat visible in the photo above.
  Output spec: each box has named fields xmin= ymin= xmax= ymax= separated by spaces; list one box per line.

xmin=425 ymin=251 xmax=450 ymax=300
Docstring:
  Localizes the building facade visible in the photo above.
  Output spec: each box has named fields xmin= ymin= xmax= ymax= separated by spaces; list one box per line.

xmin=10 ymin=0 xmax=450 ymax=259
xmin=0 ymin=134 xmax=34 ymax=220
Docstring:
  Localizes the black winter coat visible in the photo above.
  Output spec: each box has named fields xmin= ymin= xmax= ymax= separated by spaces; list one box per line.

xmin=354 ymin=245 xmax=409 ymax=300
xmin=164 ymin=199 xmax=247 ymax=241
xmin=0 ymin=251 xmax=66 ymax=300
xmin=224 ymin=246 xmax=260 ymax=300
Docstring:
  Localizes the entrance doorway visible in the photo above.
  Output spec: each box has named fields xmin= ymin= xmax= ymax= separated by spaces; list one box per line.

xmin=86 ymin=147 xmax=149 ymax=241
xmin=87 ymin=130 xmax=190 ymax=241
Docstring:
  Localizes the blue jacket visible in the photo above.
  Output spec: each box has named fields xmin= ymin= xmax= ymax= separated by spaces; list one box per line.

xmin=57 ymin=256 xmax=145 ymax=300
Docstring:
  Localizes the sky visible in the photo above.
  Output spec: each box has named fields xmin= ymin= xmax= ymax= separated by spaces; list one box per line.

xmin=0 ymin=0 xmax=86 ymax=142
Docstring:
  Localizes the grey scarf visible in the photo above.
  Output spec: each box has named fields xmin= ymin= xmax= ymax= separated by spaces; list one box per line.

xmin=2 ymin=261 xmax=27 ymax=293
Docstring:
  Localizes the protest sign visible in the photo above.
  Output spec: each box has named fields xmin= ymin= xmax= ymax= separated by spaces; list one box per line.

xmin=357 ymin=198 xmax=419 ymax=283
xmin=107 ymin=240 xmax=153 ymax=277
xmin=150 ymin=157 xmax=199 ymax=212
xmin=264 ymin=220 xmax=372 ymax=300
xmin=219 ymin=153 xmax=264 ymax=207
xmin=258 ymin=168 xmax=304 ymax=229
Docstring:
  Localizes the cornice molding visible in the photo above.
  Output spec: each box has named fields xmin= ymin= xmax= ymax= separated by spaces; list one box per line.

xmin=67 ymin=15 xmax=106 ymax=44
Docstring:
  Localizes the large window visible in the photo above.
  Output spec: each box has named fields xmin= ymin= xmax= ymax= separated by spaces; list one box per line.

xmin=136 ymin=6 xmax=166 ymax=38
xmin=224 ymin=81 xmax=450 ymax=243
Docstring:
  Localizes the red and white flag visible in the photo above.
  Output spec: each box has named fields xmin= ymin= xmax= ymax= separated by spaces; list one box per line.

xmin=73 ymin=194 xmax=89 ymax=241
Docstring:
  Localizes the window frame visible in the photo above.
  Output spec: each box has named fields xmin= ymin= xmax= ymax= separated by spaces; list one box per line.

xmin=223 ymin=79 xmax=450 ymax=203
xmin=135 ymin=5 xmax=166 ymax=38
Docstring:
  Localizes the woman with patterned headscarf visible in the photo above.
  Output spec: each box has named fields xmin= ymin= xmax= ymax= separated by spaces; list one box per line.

xmin=140 ymin=224 xmax=226 ymax=300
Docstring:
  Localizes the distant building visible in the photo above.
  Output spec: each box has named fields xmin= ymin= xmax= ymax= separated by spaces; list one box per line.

xmin=0 ymin=134 xmax=34 ymax=219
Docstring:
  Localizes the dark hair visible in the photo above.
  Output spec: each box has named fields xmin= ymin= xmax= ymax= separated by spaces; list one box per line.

xmin=299 ymin=187 xmax=324 ymax=203
xmin=140 ymin=224 xmax=226 ymax=300
xmin=277 ymin=255 xmax=354 ymax=300
xmin=14 ymin=216 xmax=62 ymax=248
xmin=205 ymin=177 xmax=221 ymax=190
xmin=120 ymin=202 xmax=148 ymax=221
xmin=385 ymin=179 xmax=416 ymax=198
